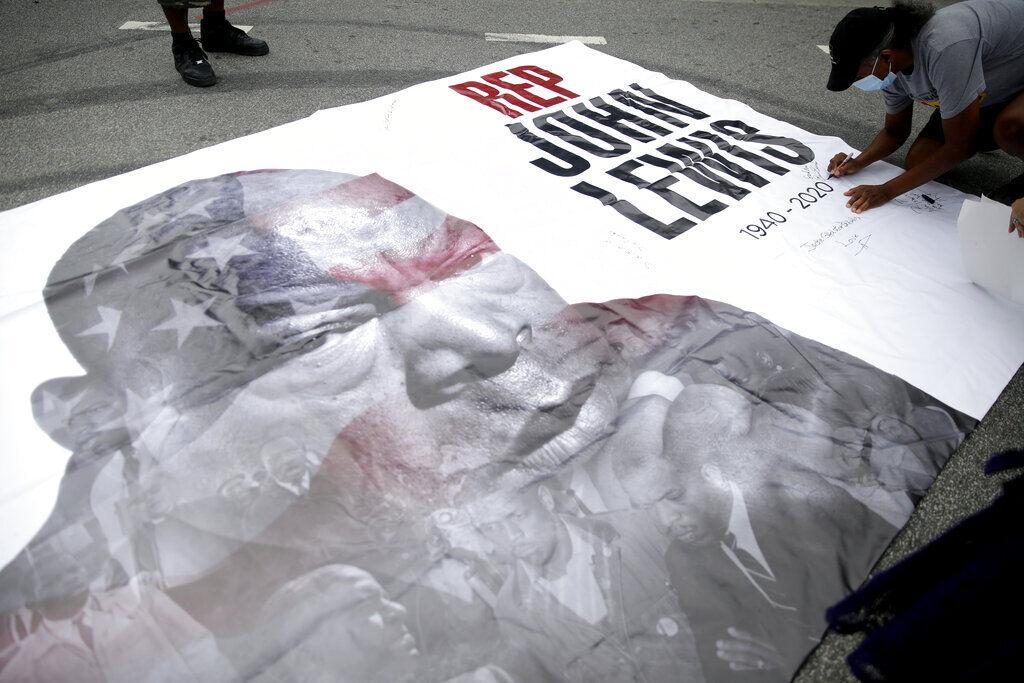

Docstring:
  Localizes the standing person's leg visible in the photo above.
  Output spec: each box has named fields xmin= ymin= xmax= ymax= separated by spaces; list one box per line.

xmin=160 ymin=1 xmax=217 ymax=87
xmin=201 ymin=0 xmax=226 ymax=24
xmin=161 ymin=5 xmax=189 ymax=33
xmin=200 ymin=0 xmax=270 ymax=57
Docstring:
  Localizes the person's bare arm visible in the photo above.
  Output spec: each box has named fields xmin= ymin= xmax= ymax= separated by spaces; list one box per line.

xmin=828 ymin=107 xmax=913 ymax=176
xmin=883 ymin=98 xmax=981 ymax=196
xmin=846 ymin=98 xmax=982 ymax=213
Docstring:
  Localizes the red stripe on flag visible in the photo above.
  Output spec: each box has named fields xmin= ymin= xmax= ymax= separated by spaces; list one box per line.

xmin=324 ymin=174 xmax=417 ymax=218
xmin=247 ymin=174 xmax=415 ymax=242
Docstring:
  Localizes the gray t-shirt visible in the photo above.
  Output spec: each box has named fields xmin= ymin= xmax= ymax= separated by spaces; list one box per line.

xmin=883 ymin=0 xmax=1024 ymax=118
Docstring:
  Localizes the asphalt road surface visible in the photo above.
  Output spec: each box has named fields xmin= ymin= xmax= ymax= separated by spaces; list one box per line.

xmin=2 ymin=1 xmax=1022 ymax=680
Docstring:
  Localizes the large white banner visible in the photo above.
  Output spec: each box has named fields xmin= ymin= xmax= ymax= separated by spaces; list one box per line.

xmin=0 ymin=42 xmax=1021 ymax=682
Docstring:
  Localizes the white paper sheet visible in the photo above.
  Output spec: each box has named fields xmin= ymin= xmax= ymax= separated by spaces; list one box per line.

xmin=957 ymin=198 xmax=1024 ymax=304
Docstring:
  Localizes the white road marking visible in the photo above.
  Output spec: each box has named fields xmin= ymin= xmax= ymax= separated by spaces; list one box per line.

xmin=485 ymin=33 xmax=607 ymax=45
xmin=119 ymin=21 xmax=253 ymax=33
xmin=817 ymin=44 xmax=830 ymax=55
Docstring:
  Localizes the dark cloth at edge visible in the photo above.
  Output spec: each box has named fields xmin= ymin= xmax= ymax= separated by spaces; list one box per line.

xmin=826 ymin=449 xmax=1024 ymax=682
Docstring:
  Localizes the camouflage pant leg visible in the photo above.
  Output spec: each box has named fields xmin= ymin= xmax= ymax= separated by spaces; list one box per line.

xmin=157 ymin=1 xmax=213 ymax=8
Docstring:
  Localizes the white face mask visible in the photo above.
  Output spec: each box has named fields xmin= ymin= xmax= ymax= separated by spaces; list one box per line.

xmin=852 ymin=53 xmax=897 ymax=92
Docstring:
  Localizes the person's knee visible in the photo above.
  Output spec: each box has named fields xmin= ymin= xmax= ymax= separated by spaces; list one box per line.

xmin=993 ymin=113 xmax=1024 ymax=157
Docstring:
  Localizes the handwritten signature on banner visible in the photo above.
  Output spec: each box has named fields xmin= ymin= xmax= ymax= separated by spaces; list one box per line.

xmin=893 ymin=192 xmax=945 ymax=215
xmin=840 ymin=233 xmax=872 ymax=255
xmin=799 ymin=216 xmax=867 ymax=254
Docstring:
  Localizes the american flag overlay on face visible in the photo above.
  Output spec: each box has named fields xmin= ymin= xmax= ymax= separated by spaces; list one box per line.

xmin=0 ymin=169 xmax=973 ymax=683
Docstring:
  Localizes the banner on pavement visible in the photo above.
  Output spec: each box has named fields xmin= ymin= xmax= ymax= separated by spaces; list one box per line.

xmin=0 ymin=43 xmax=1021 ymax=682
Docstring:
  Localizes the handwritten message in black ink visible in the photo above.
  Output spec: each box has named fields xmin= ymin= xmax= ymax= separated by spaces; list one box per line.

xmin=799 ymin=215 xmax=863 ymax=253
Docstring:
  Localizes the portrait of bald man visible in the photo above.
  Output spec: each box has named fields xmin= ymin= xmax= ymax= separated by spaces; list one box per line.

xmin=0 ymin=170 xmax=971 ymax=682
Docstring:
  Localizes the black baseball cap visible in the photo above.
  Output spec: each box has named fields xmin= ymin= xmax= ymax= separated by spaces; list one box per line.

xmin=826 ymin=7 xmax=895 ymax=91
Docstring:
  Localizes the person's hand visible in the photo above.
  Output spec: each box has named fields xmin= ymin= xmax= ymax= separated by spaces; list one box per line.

xmin=715 ymin=627 xmax=785 ymax=672
xmin=1009 ymin=198 xmax=1024 ymax=238
xmin=844 ymin=184 xmax=893 ymax=213
xmin=828 ymin=153 xmax=865 ymax=178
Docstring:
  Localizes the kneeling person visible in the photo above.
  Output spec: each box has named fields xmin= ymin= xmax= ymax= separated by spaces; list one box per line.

xmin=825 ymin=1 xmax=1024 ymax=213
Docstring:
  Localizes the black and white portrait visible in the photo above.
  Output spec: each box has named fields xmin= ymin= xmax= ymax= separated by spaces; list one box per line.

xmin=0 ymin=170 xmax=971 ymax=682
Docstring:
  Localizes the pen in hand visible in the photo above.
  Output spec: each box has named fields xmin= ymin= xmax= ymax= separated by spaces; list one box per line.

xmin=828 ymin=152 xmax=858 ymax=180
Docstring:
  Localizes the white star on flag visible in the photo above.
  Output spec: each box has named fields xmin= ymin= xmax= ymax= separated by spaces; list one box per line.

xmin=83 ymin=264 xmax=102 ymax=297
xmin=123 ymin=386 xmax=181 ymax=455
xmin=121 ymin=385 xmax=174 ymax=429
xmin=78 ymin=306 xmax=122 ymax=350
xmin=153 ymin=298 xmax=222 ymax=348
xmin=113 ymin=240 xmax=150 ymax=272
xmin=187 ymin=234 xmax=257 ymax=269
xmin=40 ymin=389 xmax=86 ymax=426
xmin=95 ymin=384 xmax=170 ymax=435
xmin=184 ymin=193 xmax=220 ymax=219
